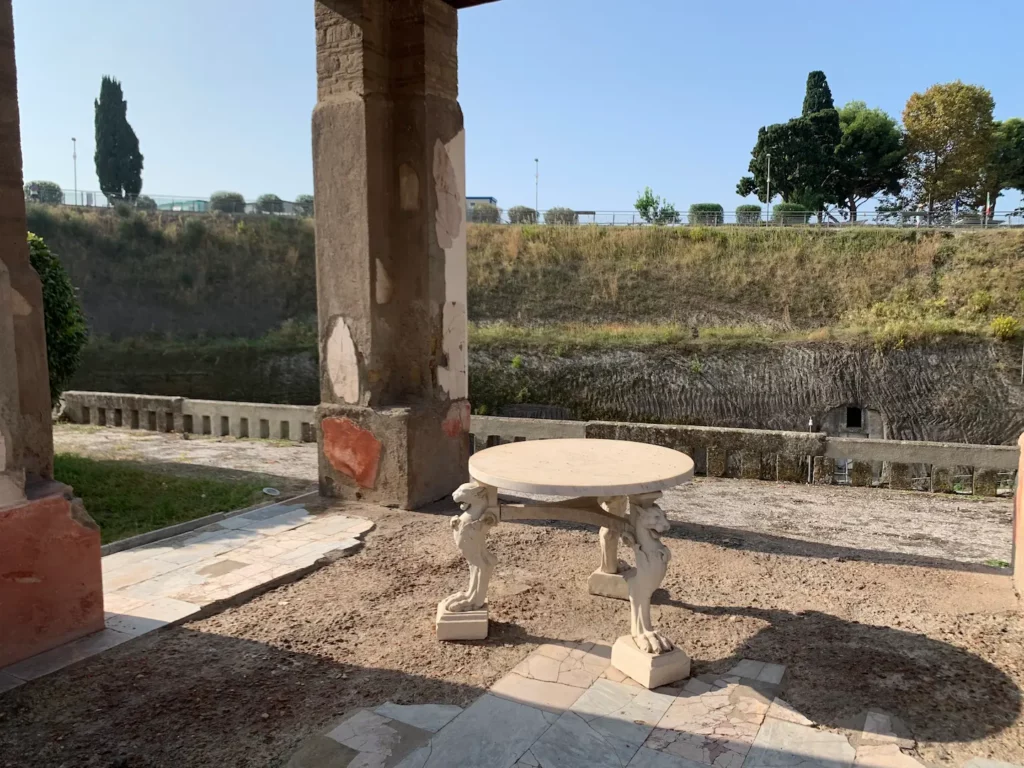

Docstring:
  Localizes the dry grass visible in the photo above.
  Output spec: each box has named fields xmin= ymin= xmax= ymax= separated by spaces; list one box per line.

xmin=467 ymin=226 xmax=1024 ymax=340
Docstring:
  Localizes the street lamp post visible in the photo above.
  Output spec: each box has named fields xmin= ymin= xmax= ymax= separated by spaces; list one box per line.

xmin=534 ymin=158 xmax=539 ymax=221
xmin=72 ymin=137 xmax=77 ymax=206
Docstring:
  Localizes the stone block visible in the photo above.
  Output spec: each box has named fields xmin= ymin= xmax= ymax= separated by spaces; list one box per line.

xmin=0 ymin=493 xmax=104 ymax=667
xmin=317 ymin=400 xmax=469 ymax=510
xmin=588 ymin=568 xmax=632 ymax=600
xmin=435 ymin=602 xmax=487 ymax=641
xmin=706 ymin=446 xmax=727 ymax=478
xmin=973 ymin=468 xmax=1000 ymax=497
xmin=739 ymin=451 xmax=762 ymax=480
xmin=777 ymin=454 xmax=807 ymax=483
xmin=888 ymin=462 xmax=913 ymax=490
xmin=850 ymin=460 xmax=874 ymax=487
xmin=813 ymin=456 xmax=836 ymax=484
xmin=610 ymin=635 xmax=690 ymax=689
xmin=930 ymin=466 xmax=954 ymax=493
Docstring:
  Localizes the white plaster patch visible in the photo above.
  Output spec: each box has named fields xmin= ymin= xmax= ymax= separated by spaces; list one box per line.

xmin=11 ymin=289 xmax=31 ymax=316
xmin=399 ymin=163 xmax=419 ymax=211
xmin=325 ymin=316 xmax=360 ymax=404
xmin=436 ymin=129 xmax=468 ymax=399
xmin=375 ymin=258 xmax=393 ymax=305
xmin=433 ymin=138 xmax=463 ymax=250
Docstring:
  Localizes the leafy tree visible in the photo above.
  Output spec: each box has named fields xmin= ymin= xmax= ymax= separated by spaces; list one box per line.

xmin=508 ymin=205 xmax=538 ymax=224
xmin=544 ymin=207 xmax=578 ymax=225
xmin=27 ymin=233 xmax=88 ymax=406
xmin=688 ymin=203 xmax=724 ymax=226
xmin=24 ymin=180 xmax=64 ymax=204
xmin=634 ymin=187 xmax=680 ymax=224
xmin=832 ymin=102 xmax=905 ymax=221
xmin=738 ymin=72 xmax=843 ymax=221
xmin=135 ymin=195 xmax=157 ymax=211
xmin=802 ymin=70 xmax=834 ymax=116
xmin=902 ymin=81 xmax=995 ymax=217
xmin=470 ymin=201 xmax=501 ymax=223
xmin=256 ymin=193 xmax=284 ymax=214
xmin=294 ymin=194 xmax=315 ymax=217
xmin=94 ymin=76 xmax=143 ymax=202
xmin=736 ymin=204 xmax=762 ymax=225
xmin=975 ymin=118 xmax=1024 ymax=211
xmin=210 ymin=191 xmax=246 ymax=213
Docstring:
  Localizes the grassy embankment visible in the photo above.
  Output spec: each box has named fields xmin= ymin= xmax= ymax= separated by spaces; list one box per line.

xmin=467 ymin=224 xmax=1024 ymax=350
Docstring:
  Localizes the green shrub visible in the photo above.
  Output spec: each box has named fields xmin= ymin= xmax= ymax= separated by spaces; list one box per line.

xmin=508 ymin=205 xmax=538 ymax=224
xmin=180 ymin=218 xmax=207 ymax=249
xmin=27 ymin=233 xmax=88 ymax=405
xmin=736 ymin=204 xmax=762 ymax=226
xmin=471 ymin=202 xmax=501 ymax=224
xmin=544 ymin=207 xmax=578 ymax=225
xmin=24 ymin=180 xmax=64 ymax=204
xmin=772 ymin=202 xmax=811 ymax=226
xmin=990 ymin=315 xmax=1021 ymax=340
xmin=135 ymin=195 xmax=157 ymax=211
xmin=968 ymin=290 xmax=993 ymax=314
xmin=257 ymin=194 xmax=284 ymax=214
xmin=688 ymin=203 xmax=724 ymax=226
xmin=294 ymin=194 xmax=314 ymax=217
xmin=209 ymin=191 xmax=246 ymax=214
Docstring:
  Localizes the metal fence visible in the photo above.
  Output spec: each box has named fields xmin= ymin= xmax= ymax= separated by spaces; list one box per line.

xmin=25 ymin=190 xmax=1024 ymax=228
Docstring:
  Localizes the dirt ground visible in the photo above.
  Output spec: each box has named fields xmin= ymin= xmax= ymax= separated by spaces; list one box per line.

xmin=53 ymin=424 xmax=1014 ymax=566
xmin=1 ymin=492 xmax=1021 ymax=768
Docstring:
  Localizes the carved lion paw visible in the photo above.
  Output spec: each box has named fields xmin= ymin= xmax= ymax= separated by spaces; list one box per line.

xmin=634 ymin=630 xmax=674 ymax=654
xmin=441 ymin=592 xmax=480 ymax=612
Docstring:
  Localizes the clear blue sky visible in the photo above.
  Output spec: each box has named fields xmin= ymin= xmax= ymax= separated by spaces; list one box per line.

xmin=13 ymin=0 xmax=1024 ymax=212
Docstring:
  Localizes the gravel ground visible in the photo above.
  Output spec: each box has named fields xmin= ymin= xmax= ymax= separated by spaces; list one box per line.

xmin=0 ymin=495 xmax=1021 ymax=768
xmin=54 ymin=424 xmax=1014 ymax=566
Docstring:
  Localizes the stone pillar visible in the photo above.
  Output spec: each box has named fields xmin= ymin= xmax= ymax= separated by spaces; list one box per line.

xmin=0 ymin=0 xmax=52 ymax=482
xmin=0 ymin=0 xmax=103 ymax=667
xmin=313 ymin=0 xmax=470 ymax=508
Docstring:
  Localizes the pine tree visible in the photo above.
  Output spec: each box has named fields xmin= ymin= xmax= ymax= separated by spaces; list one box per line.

xmin=94 ymin=76 xmax=144 ymax=202
xmin=802 ymin=71 xmax=834 ymax=116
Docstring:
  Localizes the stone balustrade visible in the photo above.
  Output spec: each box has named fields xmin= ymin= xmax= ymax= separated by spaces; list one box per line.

xmin=61 ymin=393 xmax=1018 ymax=497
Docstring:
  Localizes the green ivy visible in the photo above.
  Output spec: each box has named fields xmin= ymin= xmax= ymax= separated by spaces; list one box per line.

xmin=27 ymin=232 xmax=89 ymax=405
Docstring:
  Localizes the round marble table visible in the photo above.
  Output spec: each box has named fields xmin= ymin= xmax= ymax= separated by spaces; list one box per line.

xmin=437 ymin=438 xmax=695 ymax=688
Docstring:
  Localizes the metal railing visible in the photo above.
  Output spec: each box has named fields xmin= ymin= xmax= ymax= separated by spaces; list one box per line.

xmin=25 ymin=190 xmax=1024 ymax=228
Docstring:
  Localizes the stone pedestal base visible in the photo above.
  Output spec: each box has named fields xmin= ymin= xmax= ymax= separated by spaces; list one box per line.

xmin=611 ymin=635 xmax=691 ymax=689
xmin=0 ymin=492 xmax=104 ymax=667
xmin=436 ymin=603 xmax=488 ymax=641
xmin=317 ymin=400 xmax=469 ymax=510
xmin=588 ymin=568 xmax=634 ymax=600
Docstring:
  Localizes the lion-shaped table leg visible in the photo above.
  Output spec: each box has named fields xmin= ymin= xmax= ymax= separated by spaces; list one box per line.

xmin=440 ymin=482 xmax=498 ymax=613
xmin=624 ymin=493 xmax=673 ymax=654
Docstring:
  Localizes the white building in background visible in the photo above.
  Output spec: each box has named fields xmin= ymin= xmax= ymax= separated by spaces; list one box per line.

xmin=466 ymin=196 xmax=498 ymax=219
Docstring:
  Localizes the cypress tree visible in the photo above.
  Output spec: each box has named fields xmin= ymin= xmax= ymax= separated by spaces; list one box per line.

xmin=94 ymin=76 xmax=144 ymax=201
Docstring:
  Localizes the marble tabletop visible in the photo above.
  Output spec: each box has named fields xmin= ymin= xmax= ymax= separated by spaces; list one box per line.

xmin=468 ymin=438 xmax=694 ymax=496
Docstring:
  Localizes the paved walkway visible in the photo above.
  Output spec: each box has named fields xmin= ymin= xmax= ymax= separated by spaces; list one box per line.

xmin=289 ymin=643 xmax=1005 ymax=768
xmin=0 ymin=498 xmax=373 ymax=691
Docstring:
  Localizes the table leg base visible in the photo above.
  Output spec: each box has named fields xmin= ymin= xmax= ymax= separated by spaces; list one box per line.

xmin=611 ymin=635 xmax=691 ymax=689
xmin=436 ymin=602 xmax=488 ymax=641
xmin=588 ymin=568 xmax=634 ymax=601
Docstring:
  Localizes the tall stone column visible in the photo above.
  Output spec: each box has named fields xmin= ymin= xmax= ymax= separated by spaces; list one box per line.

xmin=0 ymin=0 xmax=52 ymax=482
xmin=313 ymin=0 xmax=471 ymax=509
xmin=0 ymin=0 xmax=103 ymax=668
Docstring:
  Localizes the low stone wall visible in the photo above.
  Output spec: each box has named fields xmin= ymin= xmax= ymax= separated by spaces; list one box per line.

xmin=62 ymin=392 xmax=1019 ymax=497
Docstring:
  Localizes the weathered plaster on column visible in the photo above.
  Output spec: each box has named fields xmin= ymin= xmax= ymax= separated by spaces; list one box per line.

xmin=325 ymin=315 xmax=361 ymax=404
xmin=436 ymin=131 xmax=468 ymax=399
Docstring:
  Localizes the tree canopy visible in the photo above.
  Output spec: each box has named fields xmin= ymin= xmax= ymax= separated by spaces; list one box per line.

xmin=802 ymin=71 xmax=834 ymax=116
xmin=902 ymin=81 xmax=995 ymax=213
xmin=832 ymin=101 xmax=905 ymax=220
xmin=634 ymin=187 xmax=679 ymax=224
xmin=94 ymin=76 xmax=144 ymax=202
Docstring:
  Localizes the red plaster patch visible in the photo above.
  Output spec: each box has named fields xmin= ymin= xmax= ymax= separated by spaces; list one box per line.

xmin=0 ymin=494 xmax=104 ymax=668
xmin=442 ymin=400 xmax=471 ymax=438
xmin=322 ymin=418 xmax=382 ymax=489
